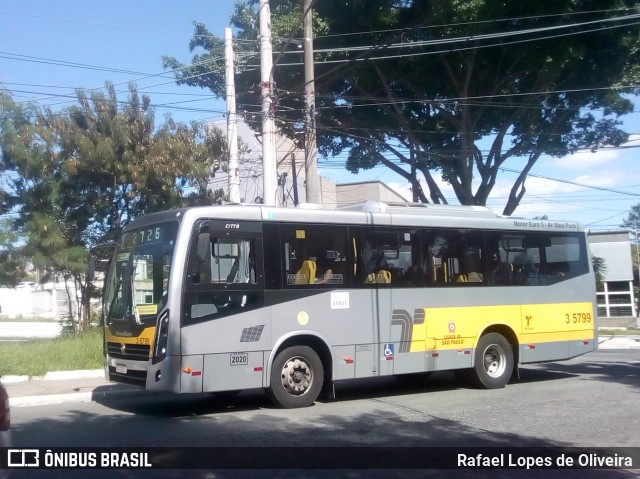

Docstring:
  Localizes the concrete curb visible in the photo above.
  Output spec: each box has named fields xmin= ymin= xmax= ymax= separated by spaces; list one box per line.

xmin=3 ymin=368 xmax=147 ymax=408
xmin=10 ymin=392 xmax=96 ymax=407
xmin=1 ymin=369 xmax=104 ymax=384
xmin=44 ymin=369 xmax=105 ymax=381
xmin=9 ymin=386 xmax=148 ymax=408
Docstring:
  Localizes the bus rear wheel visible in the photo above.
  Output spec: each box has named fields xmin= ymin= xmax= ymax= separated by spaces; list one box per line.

xmin=268 ymin=346 xmax=324 ymax=408
xmin=469 ymin=333 xmax=514 ymax=389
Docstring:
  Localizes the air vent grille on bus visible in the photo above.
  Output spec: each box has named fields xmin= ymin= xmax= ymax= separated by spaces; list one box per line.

xmin=107 ymin=342 xmax=150 ymax=361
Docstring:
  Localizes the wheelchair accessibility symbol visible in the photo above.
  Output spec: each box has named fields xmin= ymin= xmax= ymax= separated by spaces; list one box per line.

xmin=383 ymin=343 xmax=394 ymax=360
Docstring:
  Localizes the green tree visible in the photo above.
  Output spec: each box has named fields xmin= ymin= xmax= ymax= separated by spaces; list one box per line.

xmin=620 ymin=204 xmax=640 ymax=233
xmin=0 ymin=219 xmax=28 ymax=287
xmin=0 ymin=91 xmax=35 ymax=288
xmin=164 ymin=0 xmax=639 ymax=214
xmin=1 ymin=84 xmax=226 ymax=328
xmin=592 ymin=255 xmax=607 ymax=291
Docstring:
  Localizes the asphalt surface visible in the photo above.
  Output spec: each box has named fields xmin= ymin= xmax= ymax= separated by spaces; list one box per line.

xmin=1 ymin=335 xmax=639 ymax=408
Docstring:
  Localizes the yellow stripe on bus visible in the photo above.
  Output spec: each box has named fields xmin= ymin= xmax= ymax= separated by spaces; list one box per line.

xmin=409 ymin=302 xmax=594 ymax=352
xmin=105 ymin=327 xmax=156 ymax=348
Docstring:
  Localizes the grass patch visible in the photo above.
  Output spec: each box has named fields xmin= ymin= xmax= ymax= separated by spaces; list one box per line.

xmin=0 ymin=328 xmax=103 ymax=377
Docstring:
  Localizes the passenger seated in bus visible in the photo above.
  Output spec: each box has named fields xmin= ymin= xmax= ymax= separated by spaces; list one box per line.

xmin=511 ymin=251 xmax=533 ymax=284
xmin=316 ymin=268 xmax=334 ymax=284
xmin=366 ymin=246 xmax=388 ymax=274
xmin=315 ymin=254 xmax=334 ymax=284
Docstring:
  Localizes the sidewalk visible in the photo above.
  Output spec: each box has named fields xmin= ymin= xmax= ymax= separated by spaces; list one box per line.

xmin=2 ymin=370 xmax=144 ymax=408
xmin=2 ymin=336 xmax=639 ymax=408
xmin=597 ymin=335 xmax=640 ymax=350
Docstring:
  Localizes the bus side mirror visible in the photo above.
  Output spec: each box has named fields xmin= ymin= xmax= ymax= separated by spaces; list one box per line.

xmin=195 ymin=233 xmax=212 ymax=284
xmin=197 ymin=233 xmax=211 ymax=264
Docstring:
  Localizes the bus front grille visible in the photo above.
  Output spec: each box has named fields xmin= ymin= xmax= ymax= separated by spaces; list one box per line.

xmin=108 ymin=366 xmax=147 ymax=387
xmin=107 ymin=342 xmax=150 ymax=361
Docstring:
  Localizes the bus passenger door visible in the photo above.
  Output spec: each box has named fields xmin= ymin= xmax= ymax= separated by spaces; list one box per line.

xmin=388 ymin=228 xmax=433 ymax=375
xmin=351 ymin=227 xmax=398 ymax=377
xmin=351 ymin=226 xmax=424 ymax=377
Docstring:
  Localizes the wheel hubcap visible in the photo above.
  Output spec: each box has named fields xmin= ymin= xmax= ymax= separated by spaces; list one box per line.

xmin=483 ymin=345 xmax=506 ymax=378
xmin=280 ymin=357 xmax=313 ymax=396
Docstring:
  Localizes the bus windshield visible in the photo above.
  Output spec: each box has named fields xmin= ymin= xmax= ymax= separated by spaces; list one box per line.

xmin=104 ymin=222 xmax=178 ymax=324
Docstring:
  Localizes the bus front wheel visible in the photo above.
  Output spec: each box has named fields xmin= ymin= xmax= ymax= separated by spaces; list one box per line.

xmin=268 ymin=346 xmax=324 ymax=408
xmin=470 ymin=333 xmax=514 ymax=389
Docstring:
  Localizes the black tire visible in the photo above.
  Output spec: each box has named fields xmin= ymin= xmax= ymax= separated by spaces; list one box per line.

xmin=267 ymin=346 xmax=324 ymax=408
xmin=470 ymin=333 xmax=514 ymax=389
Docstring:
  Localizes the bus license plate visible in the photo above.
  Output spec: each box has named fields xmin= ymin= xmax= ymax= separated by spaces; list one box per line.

xmin=115 ymin=363 xmax=127 ymax=374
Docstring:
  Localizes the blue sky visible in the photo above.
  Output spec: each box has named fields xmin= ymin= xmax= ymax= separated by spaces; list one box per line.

xmin=2 ymin=1 xmax=639 ymax=232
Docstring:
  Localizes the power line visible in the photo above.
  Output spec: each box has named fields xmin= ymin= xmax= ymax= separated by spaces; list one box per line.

xmin=1 ymin=88 xmax=229 ymax=119
xmin=0 ymin=51 xmax=167 ymax=78
xmin=498 ymin=167 xmax=640 ymax=198
xmin=252 ymin=18 xmax=640 ymax=67
xmin=284 ymin=12 xmax=640 ymax=55
xmin=313 ymin=7 xmax=638 ymax=40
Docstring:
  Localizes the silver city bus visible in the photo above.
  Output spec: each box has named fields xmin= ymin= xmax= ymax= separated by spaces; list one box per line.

xmin=102 ymin=201 xmax=597 ymax=408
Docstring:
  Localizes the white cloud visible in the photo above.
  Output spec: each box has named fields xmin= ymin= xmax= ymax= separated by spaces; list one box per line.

xmin=545 ymin=148 xmax=619 ymax=170
xmin=543 ymin=134 xmax=640 ymax=171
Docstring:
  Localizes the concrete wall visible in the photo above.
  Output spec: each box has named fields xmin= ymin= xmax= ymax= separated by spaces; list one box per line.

xmin=0 ymin=322 xmax=62 ymax=339
xmin=589 ymin=232 xmax=634 ymax=282
xmin=0 ymin=282 xmax=77 ymax=320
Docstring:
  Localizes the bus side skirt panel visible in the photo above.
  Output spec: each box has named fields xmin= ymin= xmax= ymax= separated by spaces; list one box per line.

xmin=519 ymin=341 xmax=569 ymax=363
xmin=180 ymin=354 xmax=204 ymax=393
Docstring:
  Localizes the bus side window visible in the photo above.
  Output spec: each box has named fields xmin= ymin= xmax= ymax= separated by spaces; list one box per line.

xmin=489 ymin=233 xmax=543 ymax=286
xmin=424 ymin=229 xmax=486 ymax=286
xmin=281 ymin=224 xmax=348 ymax=287
xmin=212 ymin=239 xmax=256 ymax=285
xmin=542 ymin=233 xmax=588 ymax=282
xmin=183 ymin=225 xmax=264 ymax=326
xmin=350 ymin=228 xmax=424 ymax=287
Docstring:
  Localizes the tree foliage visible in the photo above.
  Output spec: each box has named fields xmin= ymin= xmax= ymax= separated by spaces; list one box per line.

xmin=164 ymin=0 xmax=639 ymax=214
xmin=0 ymin=85 xmax=225 ymax=325
xmin=621 ymin=205 xmax=640 ymax=277
xmin=592 ymin=255 xmax=607 ymax=289
xmin=0 ymin=218 xmax=28 ymax=286
xmin=620 ymin=204 xmax=640 ymax=234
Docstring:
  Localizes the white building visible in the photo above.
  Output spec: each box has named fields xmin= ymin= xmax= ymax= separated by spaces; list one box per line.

xmin=0 ymin=281 xmax=78 ymax=320
xmin=588 ymin=231 xmax=637 ymax=319
xmin=207 ymin=120 xmax=409 ymax=207
xmin=207 ymin=120 xmax=307 ymax=206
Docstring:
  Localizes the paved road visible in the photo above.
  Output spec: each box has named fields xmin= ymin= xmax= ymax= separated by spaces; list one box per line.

xmin=3 ymin=347 xmax=640 ymax=479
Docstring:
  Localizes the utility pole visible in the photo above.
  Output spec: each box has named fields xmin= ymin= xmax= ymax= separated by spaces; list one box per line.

xmin=291 ymin=153 xmax=299 ymax=205
xmin=259 ymin=0 xmax=277 ymax=206
xmin=224 ymin=27 xmax=240 ymax=204
xmin=303 ymin=0 xmax=320 ymax=204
